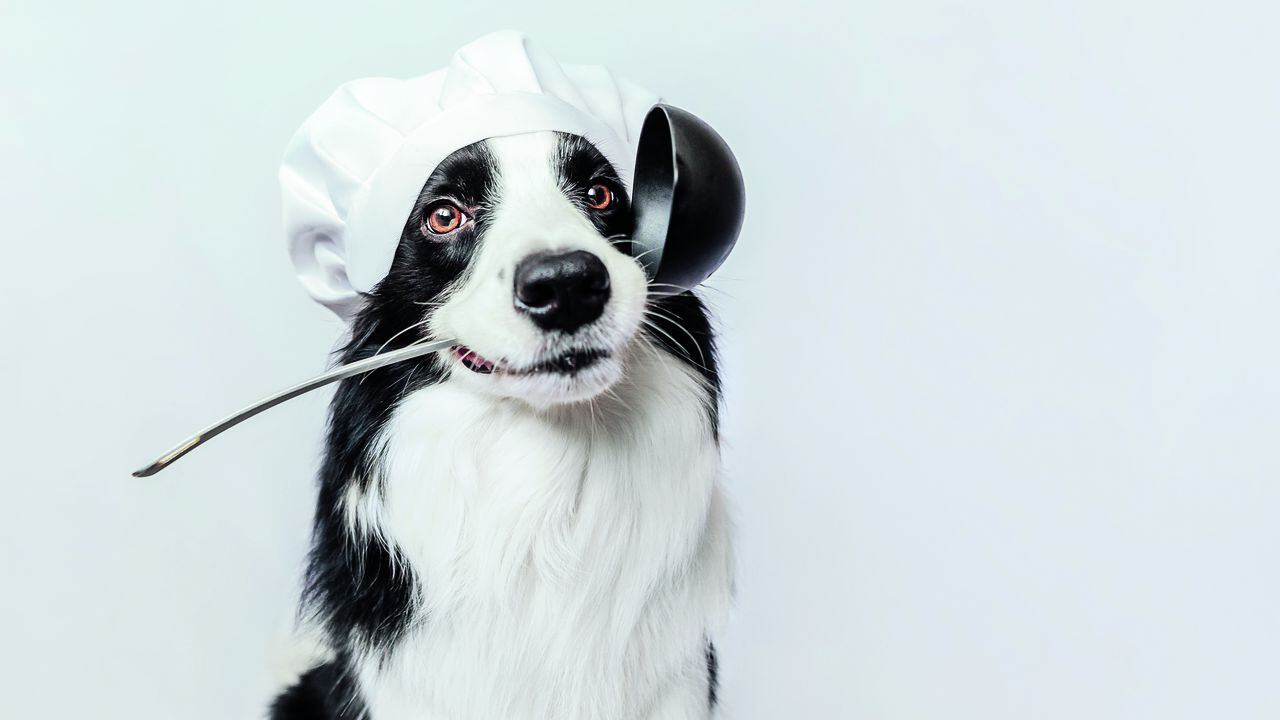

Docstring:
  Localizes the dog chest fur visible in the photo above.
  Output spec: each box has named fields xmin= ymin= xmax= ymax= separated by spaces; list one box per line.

xmin=346 ymin=345 xmax=732 ymax=720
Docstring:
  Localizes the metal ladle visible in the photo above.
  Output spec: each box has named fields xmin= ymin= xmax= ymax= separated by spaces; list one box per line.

xmin=133 ymin=103 xmax=744 ymax=477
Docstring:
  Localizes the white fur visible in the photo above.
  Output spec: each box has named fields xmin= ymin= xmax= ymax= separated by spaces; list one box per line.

xmin=348 ymin=343 xmax=731 ymax=720
xmin=328 ymin=133 xmax=732 ymax=719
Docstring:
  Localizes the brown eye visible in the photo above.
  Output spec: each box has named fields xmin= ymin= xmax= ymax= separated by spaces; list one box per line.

xmin=424 ymin=203 xmax=466 ymax=235
xmin=585 ymin=183 xmax=614 ymax=211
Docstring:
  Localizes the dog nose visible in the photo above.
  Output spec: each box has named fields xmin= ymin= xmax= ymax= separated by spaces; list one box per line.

xmin=513 ymin=250 xmax=611 ymax=332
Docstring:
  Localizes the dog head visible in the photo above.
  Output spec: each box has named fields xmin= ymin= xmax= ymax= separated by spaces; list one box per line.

xmin=363 ymin=131 xmax=650 ymax=407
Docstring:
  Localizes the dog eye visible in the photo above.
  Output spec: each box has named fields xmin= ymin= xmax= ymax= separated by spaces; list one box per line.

xmin=423 ymin=203 xmax=467 ymax=235
xmin=585 ymin=183 xmax=614 ymax=211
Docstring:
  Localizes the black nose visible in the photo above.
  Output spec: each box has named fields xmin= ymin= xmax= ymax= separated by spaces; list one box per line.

xmin=513 ymin=250 xmax=611 ymax=332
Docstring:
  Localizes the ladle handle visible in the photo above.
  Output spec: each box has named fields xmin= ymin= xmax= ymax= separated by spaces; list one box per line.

xmin=132 ymin=338 xmax=456 ymax=477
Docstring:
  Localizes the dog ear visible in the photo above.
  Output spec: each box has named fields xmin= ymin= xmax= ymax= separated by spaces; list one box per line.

xmin=289 ymin=227 xmax=362 ymax=320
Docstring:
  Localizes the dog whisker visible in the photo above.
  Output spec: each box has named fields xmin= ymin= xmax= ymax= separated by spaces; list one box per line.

xmin=643 ymin=306 xmax=710 ymax=370
xmin=358 ymin=318 xmax=438 ymax=386
xmin=645 ymin=282 xmax=735 ymax=304
xmin=630 ymin=246 xmax=661 ymax=263
xmin=639 ymin=317 xmax=711 ymax=374
xmin=375 ymin=318 xmax=434 ymax=356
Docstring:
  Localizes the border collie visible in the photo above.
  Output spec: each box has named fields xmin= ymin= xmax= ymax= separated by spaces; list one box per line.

xmin=269 ymin=130 xmax=732 ymax=720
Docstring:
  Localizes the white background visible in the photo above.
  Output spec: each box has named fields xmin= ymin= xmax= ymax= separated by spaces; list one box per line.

xmin=2 ymin=1 xmax=1278 ymax=718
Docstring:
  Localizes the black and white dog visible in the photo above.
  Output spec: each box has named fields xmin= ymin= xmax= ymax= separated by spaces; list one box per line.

xmin=270 ymin=130 xmax=732 ymax=719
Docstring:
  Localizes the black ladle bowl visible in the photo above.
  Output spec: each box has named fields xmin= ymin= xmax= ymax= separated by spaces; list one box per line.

xmin=630 ymin=104 xmax=745 ymax=296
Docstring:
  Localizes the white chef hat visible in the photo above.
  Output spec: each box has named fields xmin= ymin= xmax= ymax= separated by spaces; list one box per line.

xmin=280 ymin=30 xmax=660 ymax=320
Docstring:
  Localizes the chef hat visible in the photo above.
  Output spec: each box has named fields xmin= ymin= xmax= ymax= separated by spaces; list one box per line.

xmin=280 ymin=30 xmax=660 ymax=320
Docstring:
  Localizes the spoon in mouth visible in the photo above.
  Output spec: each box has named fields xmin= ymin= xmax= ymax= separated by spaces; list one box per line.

xmin=134 ymin=104 xmax=745 ymax=478
xmin=132 ymin=337 xmax=456 ymax=477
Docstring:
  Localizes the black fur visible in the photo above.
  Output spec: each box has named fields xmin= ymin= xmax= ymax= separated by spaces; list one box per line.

xmin=296 ymin=142 xmax=499 ymax=666
xmin=270 ymin=657 xmax=368 ymax=720
xmin=707 ymin=642 xmax=720 ymax=709
xmin=273 ymin=134 xmax=721 ymax=718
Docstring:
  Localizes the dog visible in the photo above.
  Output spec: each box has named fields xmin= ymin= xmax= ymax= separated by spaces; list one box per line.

xmin=269 ymin=130 xmax=733 ymax=720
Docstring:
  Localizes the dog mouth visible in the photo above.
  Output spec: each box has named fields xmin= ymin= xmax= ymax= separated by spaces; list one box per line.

xmin=451 ymin=345 xmax=609 ymax=376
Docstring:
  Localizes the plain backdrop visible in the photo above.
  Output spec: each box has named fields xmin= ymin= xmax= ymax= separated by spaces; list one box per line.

xmin=2 ymin=1 xmax=1278 ymax=718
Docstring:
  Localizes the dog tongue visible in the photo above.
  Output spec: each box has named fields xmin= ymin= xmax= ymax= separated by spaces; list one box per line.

xmin=457 ymin=346 xmax=496 ymax=372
